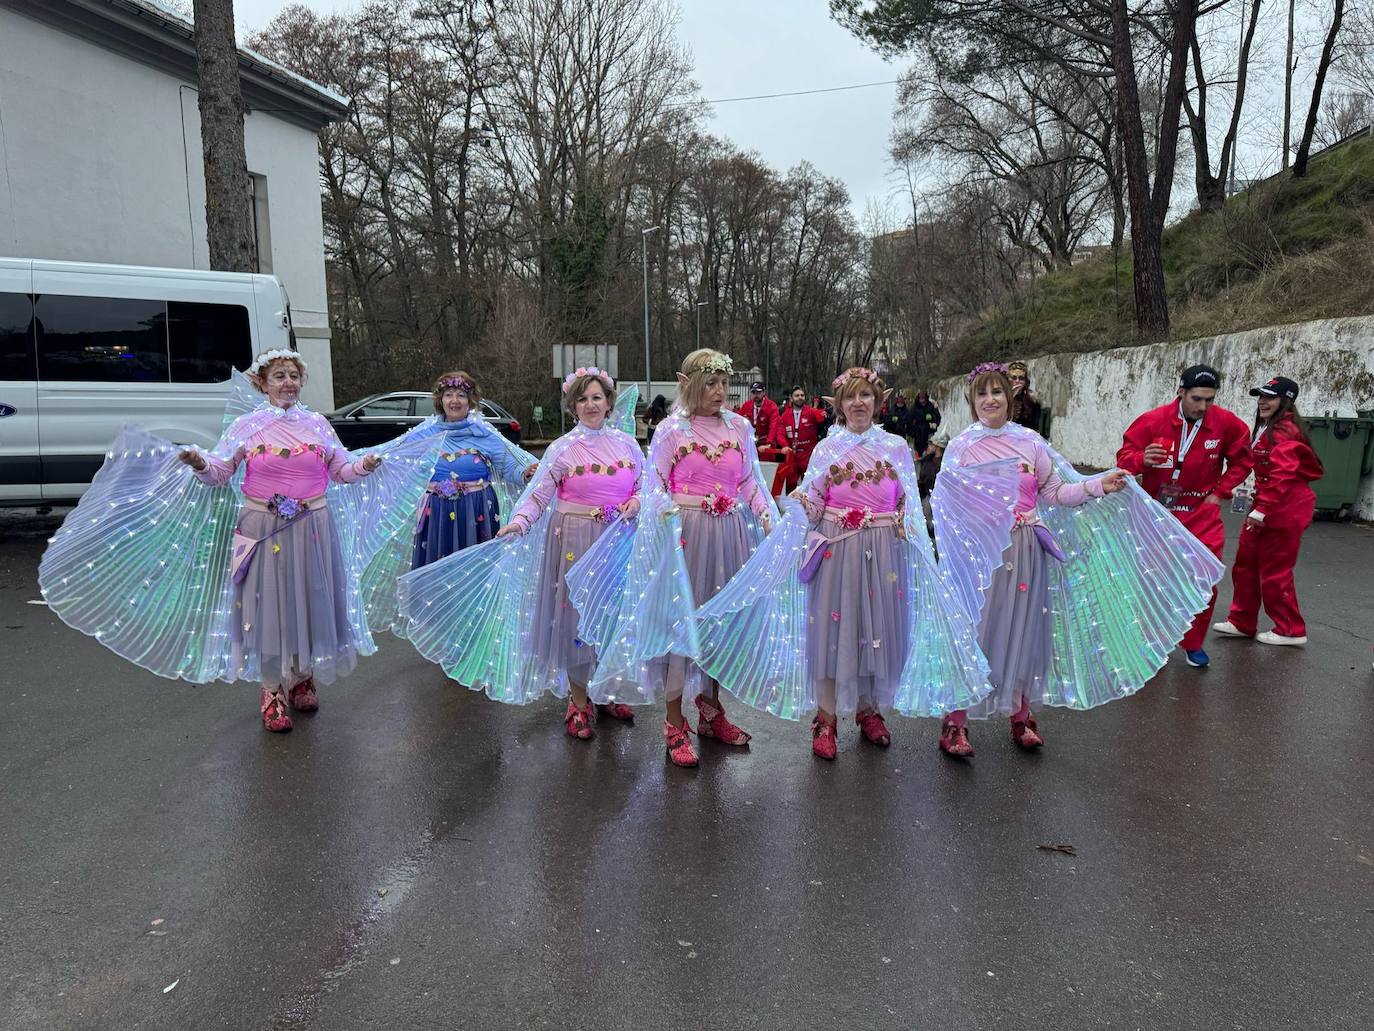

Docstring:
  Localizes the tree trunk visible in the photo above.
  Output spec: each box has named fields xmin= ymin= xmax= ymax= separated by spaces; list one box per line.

xmin=1294 ymin=0 xmax=1347 ymax=178
xmin=1283 ymin=0 xmax=1296 ymax=170
xmin=193 ymin=0 xmax=254 ymax=274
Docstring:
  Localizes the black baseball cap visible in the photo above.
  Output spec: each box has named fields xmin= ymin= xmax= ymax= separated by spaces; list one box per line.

xmin=1179 ymin=364 xmax=1220 ymax=389
xmin=1250 ymin=375 xmax=1299 ymax=400
xmin=749 ymin=381 xmax=765 ymax=391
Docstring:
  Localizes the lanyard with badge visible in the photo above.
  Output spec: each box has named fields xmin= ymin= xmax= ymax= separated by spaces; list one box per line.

xmin=1158 ymin=407 xmax=1202 ymax=510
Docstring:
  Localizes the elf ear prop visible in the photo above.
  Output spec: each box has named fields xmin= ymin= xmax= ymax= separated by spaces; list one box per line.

xmin=821 ymin=395 xmax=835 ymax=407
xmin=882 ymin=388 xmax=893 ymax=404
xmin=675 ymin=372 xmax=690 ymax=388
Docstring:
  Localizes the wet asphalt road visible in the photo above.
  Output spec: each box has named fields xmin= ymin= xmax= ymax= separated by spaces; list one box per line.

xmin=1 ymin=508 xmax=1371 ymax=1031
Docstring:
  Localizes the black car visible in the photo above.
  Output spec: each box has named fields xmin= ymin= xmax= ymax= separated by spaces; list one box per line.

xmin=328 ymin=391 xmax=522 ymax=449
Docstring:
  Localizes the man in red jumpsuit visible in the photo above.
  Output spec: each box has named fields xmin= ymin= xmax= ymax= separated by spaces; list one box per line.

xmin=736 ymin=381 xmax=778 ymax=450
xmin=1116 ymin=364 xmax=1253 ymax=668
xmin=769 ymin=385 xmax=826 ymax=496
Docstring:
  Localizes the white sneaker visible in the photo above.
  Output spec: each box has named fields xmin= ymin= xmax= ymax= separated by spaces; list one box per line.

xmin=1211 ymin=621 xmax=1251 ymax=638
xmin=1257 ymin=631 xmax=1307 ymax=646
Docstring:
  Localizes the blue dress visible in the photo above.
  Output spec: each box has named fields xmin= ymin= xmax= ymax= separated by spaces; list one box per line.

xmin=410 ymin=416 xmax=535 ymax=568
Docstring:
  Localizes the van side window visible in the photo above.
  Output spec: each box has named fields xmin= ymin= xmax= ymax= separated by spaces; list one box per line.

xmin=35 ymin=295 xmax=168 ymax=382
xmin=169 ymin=301 xmax=252 ymax=382
xmin=0 ymin=292 xmax=36 ymax=380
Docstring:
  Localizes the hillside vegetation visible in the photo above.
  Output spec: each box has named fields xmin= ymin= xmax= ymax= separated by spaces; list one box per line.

xmin=935 ymin=135 xmax=1374 ymax=378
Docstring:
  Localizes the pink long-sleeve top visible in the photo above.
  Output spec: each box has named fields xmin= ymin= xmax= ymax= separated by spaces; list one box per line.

xmin=955 ymin=424 xmax=1104 ymax=520
xmin=191 ymin=405 xmax=369 ymax=501
xmin=804 ymin=446 xmax=903 ymax=515
xmin=509 ymin=426 xmax=642 ymax=532
xmin=649 ymin=413 xmax=769 ymax=517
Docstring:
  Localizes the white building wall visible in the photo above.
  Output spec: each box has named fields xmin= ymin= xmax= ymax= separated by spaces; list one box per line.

xmin=0 ymin=7 xmax=335 ymax=407
xmin=934 ymin=316 xmax=1374 ymax=519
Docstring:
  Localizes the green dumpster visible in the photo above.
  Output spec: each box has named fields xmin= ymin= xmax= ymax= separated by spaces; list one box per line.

xmin=1305 ymin=410 xmax=1374 ymax=519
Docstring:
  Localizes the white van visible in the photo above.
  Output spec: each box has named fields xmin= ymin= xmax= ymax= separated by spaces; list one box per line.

xmin=0 ymin=257 xmax=294 ymax=504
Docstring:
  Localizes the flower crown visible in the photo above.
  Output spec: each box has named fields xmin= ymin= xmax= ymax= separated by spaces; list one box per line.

xmin=439 ymin=375 xmax=476 ymax=394
xmin=691 ymin=353 xmax=734 ymax=376
xmin=831 ymin=367 xmax=880 ymax=391
xmin=247 ymin=349 xmax=307 ymax=377
xmin=967 ymin=361 xmax=1008 ymax=383
xmin=561 ymin=366 xmax=615 ymax=395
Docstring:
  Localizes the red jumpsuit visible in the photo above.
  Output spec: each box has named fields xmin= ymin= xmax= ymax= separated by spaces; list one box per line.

xmin=736 ymin=397 xmax=779 ymax=450
xmin=768 ymin=404 xmax=826 ymax=496
xmin=1117 ymin=402 xmax=1253 ymax=651
xmin=1225 ymin=415 xmax=1323 ymax=637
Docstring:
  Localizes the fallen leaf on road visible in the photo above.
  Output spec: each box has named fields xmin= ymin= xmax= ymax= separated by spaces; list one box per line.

xmin=163 ymin=980 xmax=178 ymax=994
xmin=1037 ymin=843 xmax=1077 ymax=856
xmin=150 ymin=919 xmax=164 ymax=926
xmin=378 ymin=888 xmax=389 ymax=896
xmin=26 ymin=599 xmax=48 ymax=606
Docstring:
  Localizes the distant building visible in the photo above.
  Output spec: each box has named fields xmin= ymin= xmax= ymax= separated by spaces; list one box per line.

xmin=0 ymin=0 xmax=348 ymax=406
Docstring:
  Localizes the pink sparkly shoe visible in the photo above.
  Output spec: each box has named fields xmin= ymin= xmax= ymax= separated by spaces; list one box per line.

xmin=811 ymin=717 xmax=837 ymax=761
xmin=664 ymin=718 xmax=698 ymax=767
xmin=598 ymin=703 xmax=635 ymax=722
xmin=938 ymin=716 xmax=972 ymax=757
xmin=1011 ymin=715 xmax=1044 ymax=750
xmin=260 ymin=687 xmax=292 ymax=733
xmin=564 ymin=700 xmax=594 ymax=740
xmin=288 ymin=677 xmax=318 ymax=712
xmin=856 ymin=709 xmax=891 ymax=747
xmin=695 ymin=695 xmax=752 ymax=746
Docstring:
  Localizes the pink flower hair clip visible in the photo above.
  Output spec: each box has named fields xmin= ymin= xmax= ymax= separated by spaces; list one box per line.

xmin=968 ymin=362 xmax=1008 ymax=382
xmin=561 ymin=366 xmax=615 ymax=395
xmin=831 ymin=368 xmax=879 ymax=391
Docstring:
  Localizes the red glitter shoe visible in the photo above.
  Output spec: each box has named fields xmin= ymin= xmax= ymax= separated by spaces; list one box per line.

xmin=1010 ymin=715 xmax=1044 ymax=750
xmin=938 ymin=716 xmax=972 ymax=757
xmin=597 ymin=703 xmax=635 ymax=722
xmin=260 ymin=687 xmax=292 ymax=733
xmin=565 ymin=700 xmax=594 ymax=740
xmin=288 ymin=677 xmax=319 ymax=712
xmin=856 ymin=709 xmax=891 ymax=747
xmin=695 ymin=695 xmax=752 ymax=746
xmin=811 ymin=716 xmax=837 ymax=761
xmin=664 ymin=718 xmax=698 ymax=767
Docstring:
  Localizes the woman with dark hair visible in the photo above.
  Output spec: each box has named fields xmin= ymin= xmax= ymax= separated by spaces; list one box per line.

xmin=1007 ymin=360 xmax=1043 ymax=433
xmin=1214 ymin=376 xmax=1324 ymax=647
xmin=645 ymin=393 xmax=670 ymax=444
xmin=409 ymin=370 xmax=537 ymax=569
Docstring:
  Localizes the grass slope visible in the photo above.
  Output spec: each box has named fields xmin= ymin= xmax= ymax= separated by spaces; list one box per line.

xmin=935 ymin=135 xmax=1374 ymax=377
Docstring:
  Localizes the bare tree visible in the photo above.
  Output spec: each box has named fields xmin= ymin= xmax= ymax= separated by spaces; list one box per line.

xmin=193 ymin=0 xmax=254 ymax=272
xmin=1294 ymin=0 xmax=1347 ymax=177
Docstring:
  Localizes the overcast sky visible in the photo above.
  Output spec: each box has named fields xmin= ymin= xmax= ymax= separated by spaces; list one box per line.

xmin=233 ymin=0 xmax=905 ymax=215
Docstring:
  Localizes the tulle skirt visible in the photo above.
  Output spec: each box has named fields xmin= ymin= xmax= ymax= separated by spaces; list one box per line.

xmin=411 ymin=485 xmax=500 ymax=568
xmin=964 ymin=525 xmax=1051 ymax=718
xmin=530 ymin=511 xmax=612 ymax=687
xmin=232 ymin=505 xmax=359 ymax=686
xmin=655 ymin=506 xmax=752 ymax=702
xmin=805 ymin=520 xmax=909 ymax=714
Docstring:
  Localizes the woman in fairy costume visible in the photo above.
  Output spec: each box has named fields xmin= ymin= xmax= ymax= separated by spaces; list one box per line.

xmin=930 ymin=362 xmax=1224 ymax=758
xmin=692 ymin=367 xmax=997 ymax=760
xmin=39 ymin=350 xmax=438 ymax=732
xmin=397 ymin=369 xmax=641 ymax=736
xmin=409 ymin=370 xmax=538 ymax=569
xmin=577 ymin=349 xmax=778 ymax=768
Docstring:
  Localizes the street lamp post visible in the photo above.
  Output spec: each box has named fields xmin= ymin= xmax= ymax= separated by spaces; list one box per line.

xmin=695 ymin=300 xmax=708 ymax=349
xmin=641 ymin=225 xmax=661 ymax=404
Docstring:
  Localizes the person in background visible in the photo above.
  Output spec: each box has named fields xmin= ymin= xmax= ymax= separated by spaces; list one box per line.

xmin=1007 ymin=361 xmax=1043 ymax=433
xmin=1116 ymin=364 xmax=1252 ymax=668
xmin=1214 ymin=376 xmax=1324 ymax=647
xmin=645 ymin=393 xmax=670 ymax=445
xmin=768 ymin=386 xmax=827 ymax=496
xmin=913 ymin=389 xmax=944 ymax=498
xmin=736 ymin=381 xmax=778 ymax=450
xmin=880 ymin=389 xmax=914 ymax=443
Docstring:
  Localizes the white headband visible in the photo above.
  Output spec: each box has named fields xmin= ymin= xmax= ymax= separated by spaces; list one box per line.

xmin=247 ymin=349 xmax=307 ymax=376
